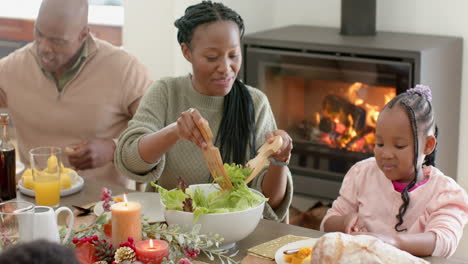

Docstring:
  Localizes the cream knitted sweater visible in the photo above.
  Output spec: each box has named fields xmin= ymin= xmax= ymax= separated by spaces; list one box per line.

xmin=0 ymin=36 xmax=152 ymax=187
xmin=115 ymin=75 xmax=293 ymax=221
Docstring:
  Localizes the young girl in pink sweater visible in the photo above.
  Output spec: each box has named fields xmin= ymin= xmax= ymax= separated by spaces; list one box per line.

xmin=321 ymin=85 xmax=468 ymax=258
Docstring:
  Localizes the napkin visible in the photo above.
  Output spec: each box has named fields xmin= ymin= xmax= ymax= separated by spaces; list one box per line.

xmin=247 ymin=234 xmax=310 ymax=260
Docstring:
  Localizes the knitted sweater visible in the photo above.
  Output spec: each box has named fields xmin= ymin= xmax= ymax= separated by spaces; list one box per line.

xmin=115 ymin=75 xmax=293 ymax=221
xmin=321 ymin=158 xmax=468 ymax=258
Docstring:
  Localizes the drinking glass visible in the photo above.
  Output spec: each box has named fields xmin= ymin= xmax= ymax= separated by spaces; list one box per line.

xmin=0 ymin=201 xmax=34 ymax=250
xmin=30 ymin=146 xmax=62 ymax=207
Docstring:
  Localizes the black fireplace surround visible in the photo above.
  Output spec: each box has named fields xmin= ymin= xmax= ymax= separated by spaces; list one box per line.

xmin=241 ymin=25 xmax=462 ymax=200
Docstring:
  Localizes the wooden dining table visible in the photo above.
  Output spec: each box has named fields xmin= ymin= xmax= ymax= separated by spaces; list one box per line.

xmin=16 ymin=178 xmax=468 ymax=264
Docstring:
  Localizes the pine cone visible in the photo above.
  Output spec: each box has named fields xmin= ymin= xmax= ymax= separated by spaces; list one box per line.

xmin=114 ymin=246 xmax=137 ymax=263
xmin=94 ymin=239 xmax=115 ymax=263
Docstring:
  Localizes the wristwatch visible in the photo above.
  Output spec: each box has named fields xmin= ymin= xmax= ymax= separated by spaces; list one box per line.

xmin=268 ymin=156 xmax=290 ymax=166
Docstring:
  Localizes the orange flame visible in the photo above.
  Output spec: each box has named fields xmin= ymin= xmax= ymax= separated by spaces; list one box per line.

xmin=316 ymin=82 xmax=395 ymax=153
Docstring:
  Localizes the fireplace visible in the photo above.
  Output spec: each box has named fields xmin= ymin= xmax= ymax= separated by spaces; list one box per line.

xmin=241 ymin=25 xmax=462 ymax=200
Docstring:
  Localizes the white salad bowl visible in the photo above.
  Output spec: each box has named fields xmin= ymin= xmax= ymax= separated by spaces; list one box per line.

xmin=163 ymin=183 xmax=265 ymax=249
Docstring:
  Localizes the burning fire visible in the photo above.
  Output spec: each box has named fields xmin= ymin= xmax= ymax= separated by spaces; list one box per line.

xmin=315 ymin=82 xmax=395 ymax=153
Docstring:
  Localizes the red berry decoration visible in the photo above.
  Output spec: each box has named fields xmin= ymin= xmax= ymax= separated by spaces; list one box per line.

xmin=75 ymin=241 xmax=98 ymax=264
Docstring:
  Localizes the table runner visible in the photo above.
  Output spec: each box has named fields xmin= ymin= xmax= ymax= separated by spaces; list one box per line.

xmin=243 ymin=234 xmax=310 ymax=263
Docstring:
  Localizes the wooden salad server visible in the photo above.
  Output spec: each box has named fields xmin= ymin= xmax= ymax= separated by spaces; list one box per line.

xmin=244 ymin=135 xmax=283 ymax=184
xmin=195 ymin=119 xmax=233 ymax=190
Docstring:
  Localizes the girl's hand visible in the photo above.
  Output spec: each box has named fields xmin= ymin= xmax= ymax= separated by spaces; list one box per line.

xmin=265 ymin=130 xmax=293 ymax=164
xmin=176 ymin=108 xmax=207 ymax=149
xmin=351 ymin=232 xmax=399 ymax=248
xmin=344 ymin=213 xmax=369 ymax=233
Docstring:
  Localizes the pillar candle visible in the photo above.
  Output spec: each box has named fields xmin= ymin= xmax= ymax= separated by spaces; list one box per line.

xmin=111 ymin=199 xmax=142 ymax=247
xmin=135 ymin=239 xmax=169 ymax=264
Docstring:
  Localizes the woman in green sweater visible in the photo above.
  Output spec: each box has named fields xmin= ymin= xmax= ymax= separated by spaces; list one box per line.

xmin=115 ymin=1 xmax=293 ymax=221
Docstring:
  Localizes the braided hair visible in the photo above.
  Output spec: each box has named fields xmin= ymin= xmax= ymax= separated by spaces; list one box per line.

xmin=174 ymin=1 xmax=256 ymax=165
xmin=383 ymin=85 xmax=437 ymax=232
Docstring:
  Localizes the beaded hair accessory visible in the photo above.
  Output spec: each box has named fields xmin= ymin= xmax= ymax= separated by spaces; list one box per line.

xmin=406 ymin=84 xmax=432 ymax=102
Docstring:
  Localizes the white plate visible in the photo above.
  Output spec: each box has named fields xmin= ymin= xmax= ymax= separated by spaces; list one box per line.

xmin=18 ymin=175 xmax=84 ymax=197
xmin=274 ymin=238 xmax=318 ymax=264
xmin=94 ymin=192 xmax=164 ymax=223
xmin=16 ymin=160 xmax=25 ymax=175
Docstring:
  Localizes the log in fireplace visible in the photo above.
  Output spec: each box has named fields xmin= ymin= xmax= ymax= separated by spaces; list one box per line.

xmin=241 ymin=25 xmax=462 ymax=200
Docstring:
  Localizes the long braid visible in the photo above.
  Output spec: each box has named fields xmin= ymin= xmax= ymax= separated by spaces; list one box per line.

xmin=217 ymin=79 xmax=256 ymax=163
xmin=395 ymin=103 xmax=418 ymax=232
xmin=384 ymin=85 xmax=436 ymax=232
xmin=174 ymin=1 xmax=255 ymax=164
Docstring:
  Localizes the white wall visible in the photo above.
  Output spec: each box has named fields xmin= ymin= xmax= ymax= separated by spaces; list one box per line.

xmin=124 ymin=0 xmax=468 ymax=190
xmin=123 ymin=1 xmax=177 ymax=80
xmin=273 ymin=0 xmax=341 ymax=27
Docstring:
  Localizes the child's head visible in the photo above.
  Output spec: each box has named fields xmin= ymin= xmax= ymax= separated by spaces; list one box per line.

xmin=0 ymin=239 xmax=79 ymax=264
xmin=374 ymin=84 xmax=437 ymax=231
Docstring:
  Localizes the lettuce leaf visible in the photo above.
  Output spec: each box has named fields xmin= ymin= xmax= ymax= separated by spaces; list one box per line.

xmin=153 ymin=163 xmax=268 ymax=222
xmin=151 ymin=182 xmax=188 ymax=211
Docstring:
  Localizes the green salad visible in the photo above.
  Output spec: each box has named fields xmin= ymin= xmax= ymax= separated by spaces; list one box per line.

xmin=152 ymin=163 xmax=268 ymax=221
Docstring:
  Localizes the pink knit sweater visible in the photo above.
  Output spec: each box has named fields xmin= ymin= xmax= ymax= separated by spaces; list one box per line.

xmin=321 ymin=158 xmax=468 ymax=258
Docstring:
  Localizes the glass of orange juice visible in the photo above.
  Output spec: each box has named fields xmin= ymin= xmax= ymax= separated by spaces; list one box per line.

xmin=29 ymin=146 xmax=62 ymax=207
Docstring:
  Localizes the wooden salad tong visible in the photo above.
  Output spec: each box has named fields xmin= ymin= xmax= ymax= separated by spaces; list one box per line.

xmin=195 ymin=119 xmax=233 ymax=190
xmin=244 ymin=135 xmax=284 ymax=184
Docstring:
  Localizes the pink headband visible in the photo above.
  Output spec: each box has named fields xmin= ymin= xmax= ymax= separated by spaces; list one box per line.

xmin=406 ymin=84 xmax=432 ymax=102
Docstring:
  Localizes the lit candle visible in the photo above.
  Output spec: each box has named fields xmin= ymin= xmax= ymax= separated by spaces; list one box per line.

xmin=135 ymin=239 xmax=169 ymax=264
xmin=111 ymin=194 xmax=142 ymax=247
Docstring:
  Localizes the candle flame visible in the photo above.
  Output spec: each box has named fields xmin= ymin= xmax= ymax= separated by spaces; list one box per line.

xmin=123 ymin=193 xmax=128 ymax=206
xmin=149 ymin=239 xmax=154 ymax=248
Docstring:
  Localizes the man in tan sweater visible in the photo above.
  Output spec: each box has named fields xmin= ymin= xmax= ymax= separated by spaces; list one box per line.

xmin=0 ymin=0 xmax=152 ymax=187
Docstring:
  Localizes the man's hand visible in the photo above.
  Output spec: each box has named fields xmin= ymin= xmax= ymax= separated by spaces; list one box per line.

xmin=65 ymin=138 xmax=116 ymax=170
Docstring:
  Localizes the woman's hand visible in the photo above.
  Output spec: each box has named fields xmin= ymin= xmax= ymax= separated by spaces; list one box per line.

xmin=264 ymin=130 xmax=293 ymax=164
xmin=176 ymin=108 xmax=207 ymax=149
xmin=261 ymin=129 xmax=292 ymax=209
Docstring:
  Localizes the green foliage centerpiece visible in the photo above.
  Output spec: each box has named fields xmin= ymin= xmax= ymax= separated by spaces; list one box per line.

xmin=62 ymin=187 xmax=239 ymax=264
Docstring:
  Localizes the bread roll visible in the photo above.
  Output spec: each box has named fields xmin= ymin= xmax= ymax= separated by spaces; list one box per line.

xmin=310 ymin=232 xmax=428 ymax=264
